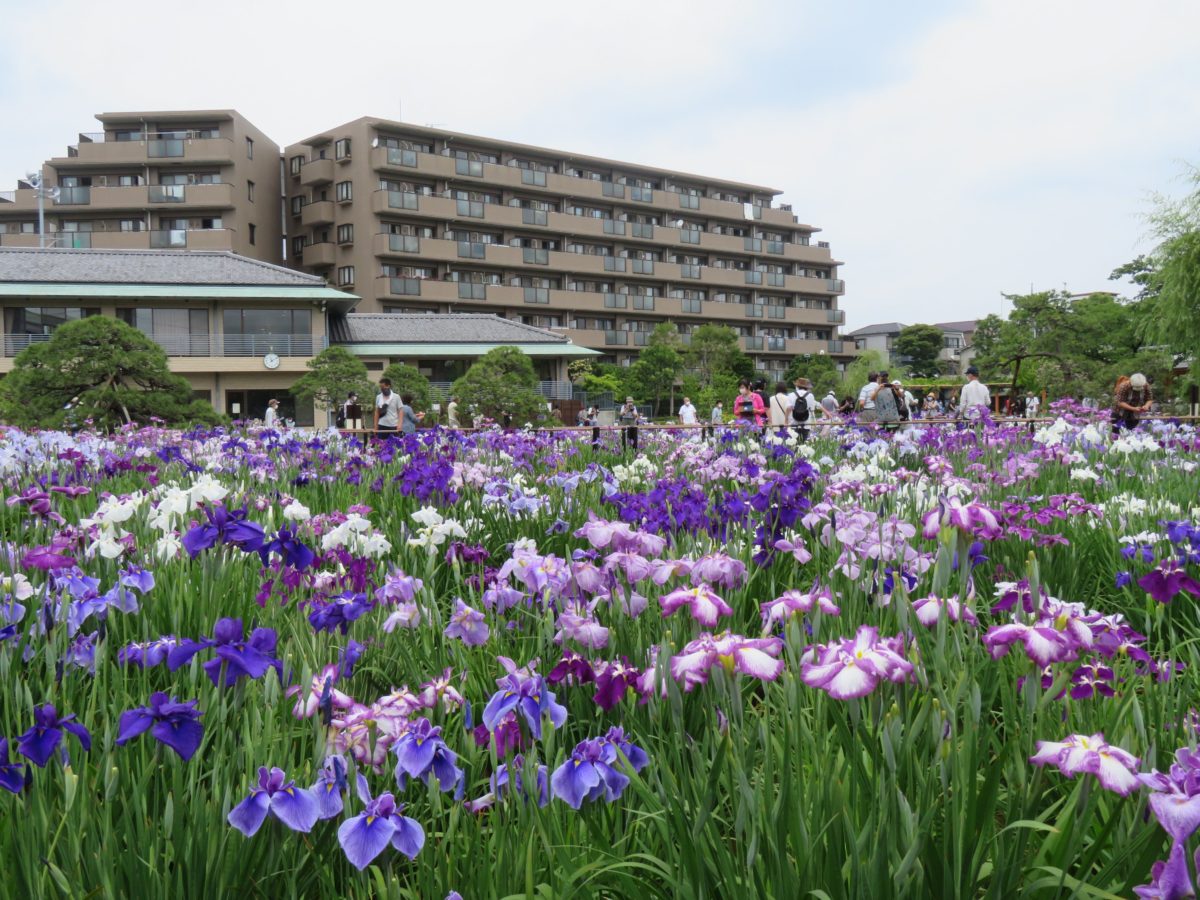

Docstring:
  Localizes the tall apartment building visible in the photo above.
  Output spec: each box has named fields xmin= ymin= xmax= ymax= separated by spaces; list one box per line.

xmin=0 ymin=111 xmax=281 ymax=262
xmin=281 ymin=117 xmax=849 ymax=380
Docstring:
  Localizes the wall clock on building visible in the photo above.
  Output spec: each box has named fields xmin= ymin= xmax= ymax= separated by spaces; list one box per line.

xmin=263 ymin=352 xmax=281 ymax=370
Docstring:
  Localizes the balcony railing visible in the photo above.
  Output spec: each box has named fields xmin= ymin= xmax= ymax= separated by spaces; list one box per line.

xmin=148 ymin=185 xmax=187 ymax=203
xmin=54 ymin=186 xmax=91 ymax=205
xmin=149 ymin=229 xmax=188 ymax=248
xmin=5 ymin=332 xmax=317 ymax=358
xmin=827 ymin=279 xmax=845 ymax=292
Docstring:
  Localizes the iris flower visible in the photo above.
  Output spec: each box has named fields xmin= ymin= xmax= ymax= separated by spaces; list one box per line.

xmin=393 ymin=718 xmax=464 ymax=794
xmin=310 ymin=754 xmax=349 ymax=820
xmin=227 ymin=766 xmax=322 ymax=836
xmin=800 ymin=626 xmax=913 ymax=700
xmin=308 ymin=592 xmax=370 ymax=634
xmin=1138 ymin=563 xmax=1200 ymax=604
xmin=115 ymin=693 xmax=204 ymax=761
xmin=760 ymin=587 xmax=841 ymax=631
xmin=258 ymin=528 xmax=315 ymax=571
xmin=1028 ymin=733 xmax=1140 ymax=796
xmin=1133 ymin=842 xmax=1196 ymax=899
xmin=549 ymin=728 xmax=648 ymax=809
xmin=17 ymin=704 xmax=91 ymax=767
xmin=660 ymin=584 xmax=733 ymax=628
xmin=182 ymin=505 xmax=266 ymax=558
xmin=338 ymin=773 xmax=424 ymax=870
xmin=444 ymin=599 xmax=489 ymax=646
xmin=167 ymin=618 xmax=282 ymax=688
xmin=669 ymin=632 xmax=785 ymax=691
xmin=481 ymin=675 xmax=567 ymax=740
xmin=0 ymin=738 xmax=27 ymax=793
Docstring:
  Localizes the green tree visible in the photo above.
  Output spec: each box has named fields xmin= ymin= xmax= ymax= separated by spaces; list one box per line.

xmin=841 ymin=349 xmax=888 ymax=395
xmin=684 ymin=323 xmax=754 ymax=383
xmin=894 ymin=324 xmax=945 ymax=377
xmin=290 ymin=346 xmax=374 ymax=417
xmin=451 ymin=346 xmax=545 ymax=425
xmin=0 ymin=316 xmax=222 ymax=430
xmin=784 ymin=353 xmax=839 ymax=395
xmin=380 ymin=362 xmax=432 ymax=412
xmin=627 ymin=323 xmax=683 ymax=416
xmin=1135 ymin=163 xmax=1200 ymax=380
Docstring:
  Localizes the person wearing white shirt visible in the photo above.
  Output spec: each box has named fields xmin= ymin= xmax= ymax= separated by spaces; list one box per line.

xmin=446 ymin=396 xmax=460 ymax=429
xmin=768 ymin=381 xmax=794 ymax=433
xmin=821 ymin=390 xmax=839 ymax=417
xmin=856 ymin=371 xmax=878 ymax=422
xmin=958 ymin=366 xmax=991 ymax=419
xmin=264 ymin=399 xmax=280 ymax=429
xmin=678 ymin=397 xmax=698 ymax=426
xmin=1025 ymin=392 xmax=1040 ymax=418
xmin=786 ymin=377 xmax=817 ymax=439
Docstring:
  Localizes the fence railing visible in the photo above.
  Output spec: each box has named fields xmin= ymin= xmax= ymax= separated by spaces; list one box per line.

xmin=3 ymin=332 xmax=319 ymax=358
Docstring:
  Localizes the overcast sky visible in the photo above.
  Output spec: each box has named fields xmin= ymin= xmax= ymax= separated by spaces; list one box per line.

xmin=2 ymin=0 xmax=1198 ymax=331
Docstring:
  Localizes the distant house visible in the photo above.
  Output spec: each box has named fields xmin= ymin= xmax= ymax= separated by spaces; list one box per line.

xmin=847 ymin=319 xmax=979 ymax=374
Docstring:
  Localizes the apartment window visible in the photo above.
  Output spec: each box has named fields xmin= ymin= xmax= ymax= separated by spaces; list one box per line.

xmin=337 ymin=266 xmax=355 ymax=286
xmin=335 ymin=138 xmax=352 ymax=160
xmin=337 ymin=224 xmax=354 ymax=244
xmin=290 ymin=196 xmax=304 ymax=217
xmin=336 ymin=181 xmax=353 ymax=202
xmin=118 ymin=219 xmax=144 ymax=232
xmin=572 ymin=316 xmax=615 ymax=331
xmin=246 ymin=137 xmax=253 ymax=159
xmin=289 ymin=155 xmax=304 ymax=176
xmin=117 ymin=175 xmax=143 ymax=187
xmin=247 ymin=181 xmax=255 ymax=202
xmin=450 ymin=148 xmax=499 ymax=164
xmin=291 ymin=236 xmax=307 ymax=257
xmin=199 ymin=217 xmax=223 ymax=230
xmin=248 ymin=224 xmax=256 ymax=245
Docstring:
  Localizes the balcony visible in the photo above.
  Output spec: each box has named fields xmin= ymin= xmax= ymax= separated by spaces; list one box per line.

xmin=827 ymin=279 xmax=845 ymax=293
xmin=304 ymin=241 xmax=336 ymax=267
xmin=0 ymin=228 xmax=235 ymax=251
xmin=301 ymin=200 xmax=335 ymax=226
xmin=53 ymin=186 xmax=91 ymax=205
xmin=300 ymin=158 xmax=334 ymax=186
xmin=58 ymin=135 xmax=234 ymax=167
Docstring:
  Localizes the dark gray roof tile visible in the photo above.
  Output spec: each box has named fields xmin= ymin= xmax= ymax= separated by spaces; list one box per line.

xmin=330 ymin=313 xmax=568 ymax=344
xmin=0 ymin=248 xmax=325 ymax=286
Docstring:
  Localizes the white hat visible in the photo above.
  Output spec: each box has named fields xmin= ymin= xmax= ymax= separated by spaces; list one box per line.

xmin=891 ymin=380 xmax=902 ymax=387
xmin=1130 ymin=373 xmax=1147 ymax=389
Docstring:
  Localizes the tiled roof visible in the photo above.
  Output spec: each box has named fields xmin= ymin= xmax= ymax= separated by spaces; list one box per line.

xmin=330 ymin=313 xmax=569 ymax=345
xmin=935 ymin=320 xmax=978 ymax=333
xmin=0 ymin=248 xmax=325 ymax=286
xmin=847 ymin=322 xmax=906 ymax=337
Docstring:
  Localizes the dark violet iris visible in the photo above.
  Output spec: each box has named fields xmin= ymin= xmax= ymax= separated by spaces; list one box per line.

xmin=181 ymin=505 xmax=266 ymax=559
xmin=0 ymin=738 xmax=27 ymax=794
xmin=115 ymin=693 xmax=204 ymax=761
xmin=167 ymin=618 xmax=282 ymax=688
xmin=308 ymin=593 xmax=370 ymax=635
xmin=258 ymin=528 xmax=315 ymax=572
xmin=17 ymin=704 xmax=91 ymax=767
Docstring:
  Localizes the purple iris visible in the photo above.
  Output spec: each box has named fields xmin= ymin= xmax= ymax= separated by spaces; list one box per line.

xmin=17 ymin=704 xmax=91 ymax=767
xmin=492 ymin=754 xmax=550 ymax=807
xmin=1134 ymin=842 xmax=1197 ymax=899
xmin=117 ymin=636 xmax=179 ymax=668
xmin=115 ymin=693 xmax=204 ymax=761
xmin=308 ymin=593 xmax=370 ymax=635
xmin=393 ymin=718 xmax=464 ymax=795
xmin=182 ymin=505 xmax=266 ymax=558
xmin=443 ymin=599 xmax=489 ymax=646
xmin=258 ymin=528 xmax=315 ymax=572
xmin=481 ymin=675 xmax=567 ymax=740
xmin=167 ymin=618 xmax=282 ymax=688
xmin=310 ymin=755 xmax=349 ymax=819
xmin=549 ymin=728 xmax=649 ymax=809
xmin=20 ymin=544 xmax=76 ymax=571
xmin=0 ymin=738 xmax=27 ymax=793
xmin=338 ymin=773 xmax=425 ymax=871
xmin=1138 ymin=563 xmax=1200 ymax=604
xmin=227 ymin=766 xmax=322 ymax=836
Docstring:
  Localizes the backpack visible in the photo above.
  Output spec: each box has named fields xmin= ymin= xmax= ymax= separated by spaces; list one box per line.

xmin=791 ymin=392 xmax=810 ymax=423
xmin=335 ymin=408 xmax=346 ymax=428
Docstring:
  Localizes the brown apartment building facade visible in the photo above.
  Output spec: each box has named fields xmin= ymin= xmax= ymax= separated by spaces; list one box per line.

xmin=0 ymin=110 xmax=849 ymax=381
xmin=281 ymin=118 xmax=849 ymax=381
xmin=0 ymin=110 xmax=281 ymax=261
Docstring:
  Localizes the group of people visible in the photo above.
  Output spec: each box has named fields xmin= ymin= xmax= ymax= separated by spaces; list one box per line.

xmin=855 ymin=366 xmax=994 ymax=425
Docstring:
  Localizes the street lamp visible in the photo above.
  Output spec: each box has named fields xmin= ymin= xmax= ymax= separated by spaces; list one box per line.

xmin=25 ymin=170 xmax=59 ymax=249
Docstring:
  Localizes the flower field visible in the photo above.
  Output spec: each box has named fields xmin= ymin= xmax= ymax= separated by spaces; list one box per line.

xmin=2 ymin=408 xmax=1199 ymax=899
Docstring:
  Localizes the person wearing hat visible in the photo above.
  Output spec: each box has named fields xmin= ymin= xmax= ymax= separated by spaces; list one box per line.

xmin=618 ymin=396 xmax=640 ymax=452
xmin=892 ymin=379 xmax=915 ymax=421
xmin=1113 ymin=372 xmax=1152 ymax=432
xmin=958 ymin=365 xmax=991 ymax=419
xmin=264 ymin=399 xmax=280 ymax=429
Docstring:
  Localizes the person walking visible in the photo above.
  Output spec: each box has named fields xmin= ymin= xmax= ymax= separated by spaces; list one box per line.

xmin=399 ymin=393 xmax=422 ymax=435
xmin=1025 ymin=391 xmax=1040 ymax=419
xmin=856 ymin=371 xmax=878 ymax=422
xmin=446 ymin=395 xmax=461 ymax=429
xmin=706 ymin=400 xmax=723 ymax=439
xmin=374 ymin=378 xmax=402 ymax=434
xmin=678 ymin=396 xmax=698 ymax=430
xmin=958 ymin=366 xmax=991 ymax=420
xmin=1113 ymin=373 xmax=1152 ymax=433
xmin=821 ymin=389 xmax=839 ymax=419
xmin=264 ymin=399 xmax=280 ymax=429
xmin=618 ymin=396 xmax=640 ymax=452
xmin=872 ymin=372 xmax=901 ymax=429
xmin=787 ymin=377 xmax=816 ymax=440
xmin=768 ymin=381 xmax=794 ymax=437
xmin=733 ymin=380 xmax=764 ymax=428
